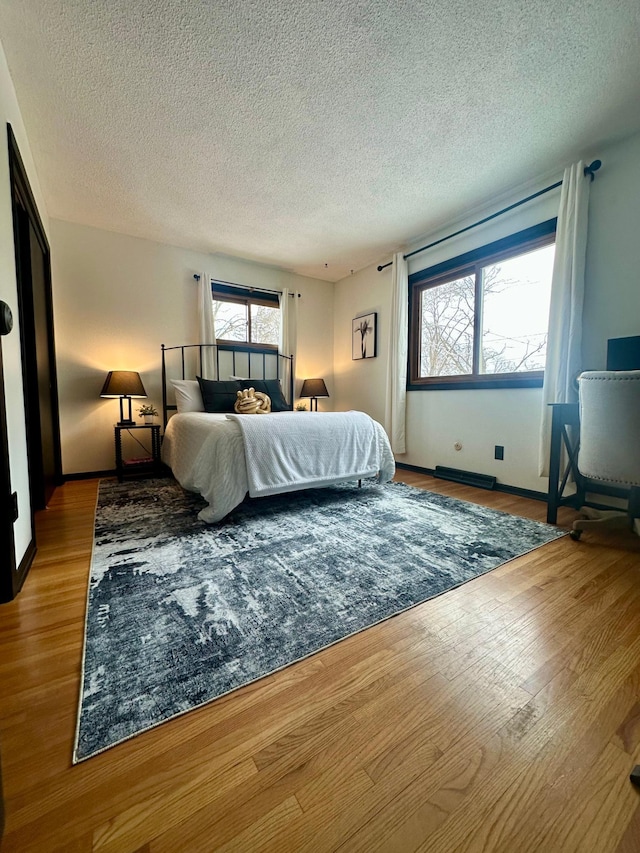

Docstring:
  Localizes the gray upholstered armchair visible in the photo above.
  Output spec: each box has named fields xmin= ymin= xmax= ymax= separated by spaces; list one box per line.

xmin=570 ymin=370 xmax=640 ymax=540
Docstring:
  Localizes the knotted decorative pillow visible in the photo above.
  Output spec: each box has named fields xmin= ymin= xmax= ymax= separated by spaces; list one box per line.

xmin=234 ymin=387 xmax=271 ymax=414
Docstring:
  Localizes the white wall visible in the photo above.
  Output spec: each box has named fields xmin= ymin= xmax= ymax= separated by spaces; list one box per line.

xmin=0 ymin=38 xmax=49 ymax=565
xmin=334 ymin=130 xmax=640 ymax=492
xmin=582 ymin=132 xmax=640 ymax=369
xmin=50 ymin=220 xmax=334 ymax=474
xmin=333 ymin=266 xmax=390 ymax=427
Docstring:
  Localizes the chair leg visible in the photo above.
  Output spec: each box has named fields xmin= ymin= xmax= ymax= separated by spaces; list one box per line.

xmin=570 ymin=491 xmax=640 ymax=540
xmin=570 ymin=507 xmax=630 ymax=540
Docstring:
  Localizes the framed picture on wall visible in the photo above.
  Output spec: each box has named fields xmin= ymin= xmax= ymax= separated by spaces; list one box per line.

xmin=352 ymin=312 xmax=377 ymax=360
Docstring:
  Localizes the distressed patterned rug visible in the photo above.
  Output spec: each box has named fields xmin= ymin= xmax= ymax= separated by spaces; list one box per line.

xmin=74 ymin=478 xmax=565 ymax=761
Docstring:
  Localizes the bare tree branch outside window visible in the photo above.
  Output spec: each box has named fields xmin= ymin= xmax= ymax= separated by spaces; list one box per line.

xmin=213 ymin=300 xmax=247 ymax=341
xmin=418 ymin=242 xmax=554 ymax=379
xmin=213 ymin=299 xmax=280 ymax=346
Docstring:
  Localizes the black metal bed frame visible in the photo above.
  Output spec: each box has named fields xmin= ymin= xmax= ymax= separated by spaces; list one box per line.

xmin=161 ymin=343 xmax=294 ymax=427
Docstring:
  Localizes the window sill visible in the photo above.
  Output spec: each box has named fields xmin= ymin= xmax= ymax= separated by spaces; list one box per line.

xmin=216 ymin=340 xmax=278 ymax=352
xmin=407 ymin=374 xmax=544 ymax=391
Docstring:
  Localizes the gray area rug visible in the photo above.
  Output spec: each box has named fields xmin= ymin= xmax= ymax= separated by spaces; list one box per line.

xmin=74 ymin=478 xmax=565 ymax=761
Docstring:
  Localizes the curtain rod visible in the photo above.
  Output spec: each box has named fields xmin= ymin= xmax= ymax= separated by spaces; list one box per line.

xmin=377 ymin=159 xmax=602 ymax=272
xmin=193 ymin=274 xmax=300 ymax=297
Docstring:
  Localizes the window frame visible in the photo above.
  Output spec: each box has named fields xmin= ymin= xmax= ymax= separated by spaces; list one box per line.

xmin=212 ymin=283 xmax=280 ymax=351
xmin=408 ymin=218 xmax=557 ymax=391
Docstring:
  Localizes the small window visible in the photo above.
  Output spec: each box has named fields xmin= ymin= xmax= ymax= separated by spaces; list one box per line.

xmin=212 ymin=284 xmax=280 ymax=348
xmin=409 ymin=220 xmax=556 ymax=390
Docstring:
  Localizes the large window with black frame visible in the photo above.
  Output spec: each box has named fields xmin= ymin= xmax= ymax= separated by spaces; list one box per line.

xmin=408 ymin=219 xmax=556 ymax=390
xmin=212 ymin=283 xmax=280 ymax=348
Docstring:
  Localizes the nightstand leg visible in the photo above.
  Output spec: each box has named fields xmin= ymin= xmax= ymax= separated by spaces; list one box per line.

xmin=152 ymin=427 xmax=161 ymax=476
xmin=115 ymin=428 xmax=123 ymax=482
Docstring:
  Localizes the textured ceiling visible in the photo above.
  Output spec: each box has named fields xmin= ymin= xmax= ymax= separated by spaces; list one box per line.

xmin=0 ymin=1 xmax=639 ymax=282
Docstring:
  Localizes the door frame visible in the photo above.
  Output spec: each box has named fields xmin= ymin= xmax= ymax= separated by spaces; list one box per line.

xmin=0 ymin=325 xmax=20 ymax=603
xmin=8 ymin=124 xmax=62 ymax=508
xmin=0 ymin=125 xmax=61 ymax=602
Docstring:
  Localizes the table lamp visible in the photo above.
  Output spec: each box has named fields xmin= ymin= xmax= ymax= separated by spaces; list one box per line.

xmin=300 ymin=378 xmax=329 ymax=412
xmin=100 ymin=371 xmax=147 ymax=426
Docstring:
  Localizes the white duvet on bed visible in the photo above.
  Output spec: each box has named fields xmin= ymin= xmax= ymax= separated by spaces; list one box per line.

xmin=162 ymin=411 xmax=395 ymax=523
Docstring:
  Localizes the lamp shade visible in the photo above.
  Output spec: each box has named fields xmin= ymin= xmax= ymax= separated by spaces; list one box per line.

xmin=100 ymin=371 xmax=147 ymax=398
xmin=300 ymin=378 xmax=329 ymax=399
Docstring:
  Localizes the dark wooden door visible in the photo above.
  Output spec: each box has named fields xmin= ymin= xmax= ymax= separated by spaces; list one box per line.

xmin=9 ymin=128 xmax=61 ymax=513
xmin=29 ymin=218 xmax=57 ymax=506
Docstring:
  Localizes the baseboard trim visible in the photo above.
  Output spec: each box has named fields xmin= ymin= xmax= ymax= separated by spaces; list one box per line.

xmin=395 ymin=462 xmax=548 ymax=504
xmin=434 ymin=465 xmax=496 ymax=491
xmin=67 ymin=463 xmax=549 ymax=504
xmin=17 ymin=536 xmax=36 ymax=575
xmin=11 ymin=537 xmax=36 ymax=601
xmin=493 ymin=483 xmax=549 ymax=503
xmin=64 ymin=469 xmax=116 ymax=481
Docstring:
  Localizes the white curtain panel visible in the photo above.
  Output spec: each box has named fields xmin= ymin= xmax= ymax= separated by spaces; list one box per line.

xmin=198 ymin=272 xmax=217 ymax=379
xmin=385 ymin=252 xmax=408 ymax=454
xmin=279 ymin=288 xmax=298 ymax=401
xmin=538 ymin=162 xmax=591 ymax=476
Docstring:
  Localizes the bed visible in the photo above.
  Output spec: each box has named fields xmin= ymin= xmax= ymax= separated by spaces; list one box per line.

xmin=160 ymin=343 xmax=395 ymax=522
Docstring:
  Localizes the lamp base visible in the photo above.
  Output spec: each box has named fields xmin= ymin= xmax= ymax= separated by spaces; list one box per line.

xmin=118 ymin=396 xmax=135 ymax=426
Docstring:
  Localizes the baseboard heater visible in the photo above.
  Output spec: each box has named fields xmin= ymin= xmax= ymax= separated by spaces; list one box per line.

xmin=434 ymin=466 xmax=496 ymax=491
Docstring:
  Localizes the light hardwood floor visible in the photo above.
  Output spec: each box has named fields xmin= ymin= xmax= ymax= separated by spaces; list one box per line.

xmin=1 ymin=473 xmax=640 ymax=852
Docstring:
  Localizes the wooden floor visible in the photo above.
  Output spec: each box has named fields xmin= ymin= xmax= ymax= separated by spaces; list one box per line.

xmin=1 ymin=474 xmax=640 ymax=852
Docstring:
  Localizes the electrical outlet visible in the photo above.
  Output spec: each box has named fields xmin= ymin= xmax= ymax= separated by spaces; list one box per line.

xmin=494 ymin=445 xmax=504 ymax=461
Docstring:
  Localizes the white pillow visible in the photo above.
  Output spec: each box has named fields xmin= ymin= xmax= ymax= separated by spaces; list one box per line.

xmin=171 ymin=379 xmax=204 ymax=413
xmin=229 ymin=374 xmax=248 ymax=380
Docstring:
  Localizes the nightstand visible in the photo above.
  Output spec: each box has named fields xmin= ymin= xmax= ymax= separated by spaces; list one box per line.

xmin=114 ymin=424 xmax=162 ymax=482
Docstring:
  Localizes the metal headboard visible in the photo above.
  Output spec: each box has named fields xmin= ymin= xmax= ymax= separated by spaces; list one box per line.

xmin=161 ymin=343 xmax=294 ymax=427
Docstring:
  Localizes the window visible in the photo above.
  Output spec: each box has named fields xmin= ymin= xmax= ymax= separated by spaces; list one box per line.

xmin=212 ymin=283 xmax=280 ymax=348
xmin=409 ymin=219 xmax=556 ymax=390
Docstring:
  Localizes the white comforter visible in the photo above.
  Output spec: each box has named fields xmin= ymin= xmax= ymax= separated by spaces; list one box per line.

xmin=162 ymin=411 xmax=395 ymax=523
